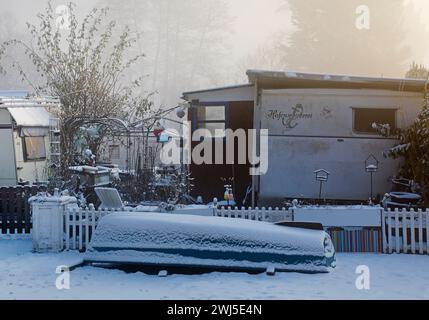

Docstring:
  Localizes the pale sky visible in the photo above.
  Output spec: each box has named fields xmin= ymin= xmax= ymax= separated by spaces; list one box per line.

xmin=227 ymin=0 xmax=429 ymax=64
xmin=226 ymin=0 xmax=293 ymax=60
xmin=229 ymin=0 xmax=429 ymax=64
xmin=2 ymin=0 xmax=428 ymax=64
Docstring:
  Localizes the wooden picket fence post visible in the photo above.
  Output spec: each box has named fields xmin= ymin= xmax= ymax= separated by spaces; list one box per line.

xmin=215 ymin=206 xmax=293 ymax=223
xmin=63 ymin=205 xmax=115 ymax=251
xmin=382 ymin=208 xmax=429 ymax=255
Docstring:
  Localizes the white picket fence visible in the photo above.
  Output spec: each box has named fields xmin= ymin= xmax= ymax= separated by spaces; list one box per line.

xmin=215 ymin=207 xmax=293 ymax=223
xmin=63 ymin=206 xmax=293 ymax=251
xmin=382 ymin=209 xmax=429 ymax=255
xmin=64 ymin=207 xmax=115 ymax=251
xmin=63 ymin=206 xmax=429 ymax=256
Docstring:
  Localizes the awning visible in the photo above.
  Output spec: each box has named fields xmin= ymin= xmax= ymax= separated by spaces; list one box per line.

xmin=7 ymin=107 xmax=51 ymax=136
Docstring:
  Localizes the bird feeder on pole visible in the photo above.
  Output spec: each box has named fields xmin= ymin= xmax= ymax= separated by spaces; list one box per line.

xmin=365 ymin=155 xmax=379 ymax=205
xmin=314 ymin=169 xmax=330 ymax=201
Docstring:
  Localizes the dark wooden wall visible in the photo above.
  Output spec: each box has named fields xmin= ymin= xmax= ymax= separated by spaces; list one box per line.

xmin=189 ymin=101 xmax=254 ymax=205
xmin=0 ymin=186 xmax=46 ymax=234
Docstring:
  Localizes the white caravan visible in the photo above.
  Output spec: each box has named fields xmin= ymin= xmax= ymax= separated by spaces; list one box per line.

xmin=184 ymin=70 xmax=427 ymax=206
xmin=0 ymin=92 xmax=60 ymax=186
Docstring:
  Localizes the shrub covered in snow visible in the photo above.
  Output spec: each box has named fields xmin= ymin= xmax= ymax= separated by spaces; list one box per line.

xmin=377 ymin=94 xmax=429 ymax=204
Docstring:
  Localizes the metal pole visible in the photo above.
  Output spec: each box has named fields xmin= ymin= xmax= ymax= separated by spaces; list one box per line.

xmin=370 ymin=172 xmax=373 ymax=202
xmin=180 ymin=137 xmax=183 ymax=176
xmin=180 ymin=137 xmax=184 ymax=199
xmin=319 ymin=181 xmax=323 ymax=200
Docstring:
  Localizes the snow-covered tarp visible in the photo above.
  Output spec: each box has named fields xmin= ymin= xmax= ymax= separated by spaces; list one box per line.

xmin=85 ymin=213 xmax=336 ymax=273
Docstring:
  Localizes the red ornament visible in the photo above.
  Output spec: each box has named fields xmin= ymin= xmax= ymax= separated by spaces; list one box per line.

xmin=153 ymin=123 xmax=165 ymax=138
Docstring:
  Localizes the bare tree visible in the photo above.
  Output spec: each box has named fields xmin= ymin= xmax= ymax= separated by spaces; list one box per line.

xmin=0 ymin=1 xmax=149 ymax=173
xmin=102 ymin=0 xmax=233 ymax=107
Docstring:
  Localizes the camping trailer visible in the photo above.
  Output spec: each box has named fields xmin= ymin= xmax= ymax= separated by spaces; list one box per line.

xmin=0 ymin=92 xmax=60 ymax=187
xmin=182 ymin=70 xmax=427 ymax=206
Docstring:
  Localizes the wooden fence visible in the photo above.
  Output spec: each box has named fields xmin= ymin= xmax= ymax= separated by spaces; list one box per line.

xmin=382 ymin=209 xmax=429 ymax=255
xmin=0 ymin=186 xmax=45 ymax=234
xmin=64 ymin=207 xmax=114 ymax=251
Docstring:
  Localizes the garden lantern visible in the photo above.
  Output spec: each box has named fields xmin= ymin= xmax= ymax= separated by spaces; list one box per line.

xmin=365 ymin=154 xmax=379 ymax=203
xmin=314 ymin=169 xmax=330 ymax=200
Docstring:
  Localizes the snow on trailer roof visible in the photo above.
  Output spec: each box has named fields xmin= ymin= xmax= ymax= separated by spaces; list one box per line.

xmin=7 ymin=107 xmax=51 ymax=127
xmin=0 ymin=98 xmax=60 ymax=108
xmin=182 ymin=70 xmax=427 ymax=101
xmin=182 ymin=83 xmax=254 ymax=96
xmin=246 ymin=69 xmax=428 ymax=92
xmin=0 ymin=90 xmax=29 ymax=98
xmin=0 ymin=91 xmax=60 ymax=107
xmin=182 ymin=83 xmax=255 ymax=103
xmin=0 ymin=94 xmax=60 ymax=127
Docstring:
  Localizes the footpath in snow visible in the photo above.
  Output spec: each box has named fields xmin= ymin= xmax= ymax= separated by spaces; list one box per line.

xmin=1 ymin=236 xmax=429 ymax=300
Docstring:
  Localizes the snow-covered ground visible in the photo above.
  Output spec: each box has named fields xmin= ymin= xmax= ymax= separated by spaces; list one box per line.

xmin=1 ymin=235 xmax=429 ymax=300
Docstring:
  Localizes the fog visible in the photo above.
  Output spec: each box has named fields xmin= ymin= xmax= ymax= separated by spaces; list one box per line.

xmin=0 ymin=0 xmax=428 ymax=107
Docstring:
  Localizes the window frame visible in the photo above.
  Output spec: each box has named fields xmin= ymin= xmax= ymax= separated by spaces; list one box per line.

xmin=352 ymin=107 xmax=398 ymax=136
xmin=22 ymin=136 xmax=47 ymax=162
xmin=192 ymin=102 xmax=229 ymax=139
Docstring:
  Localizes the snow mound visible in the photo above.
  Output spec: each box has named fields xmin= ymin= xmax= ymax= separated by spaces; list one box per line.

xmin=85 ymin=213 xmax=336 ymax=273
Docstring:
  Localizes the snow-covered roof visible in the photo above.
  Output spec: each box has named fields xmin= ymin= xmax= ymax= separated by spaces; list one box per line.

xmin=183 ymin=83 xmax=254 ymax=96
xmin=247 ymin=69 xmax=428 ymax=92
xmin=8 ymin=107 xmax=51 ymax=127
xmin=182 ymin=70 xmax=428 ymax=100
xmin=0 ymin=90 xmax=29 ymax=99
xmin=182 ymin=83 xmax=254 ymax=103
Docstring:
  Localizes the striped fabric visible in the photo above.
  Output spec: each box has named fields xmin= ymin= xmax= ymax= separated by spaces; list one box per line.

xmin=326 ymin=228 xmax=383 ymax=253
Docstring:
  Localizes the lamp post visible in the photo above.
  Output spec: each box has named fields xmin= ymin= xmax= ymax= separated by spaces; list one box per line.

xmin=365 ymin=155 xmax=379 ymax=204
xmin=314 ymin=169 xmax=330 ymax=201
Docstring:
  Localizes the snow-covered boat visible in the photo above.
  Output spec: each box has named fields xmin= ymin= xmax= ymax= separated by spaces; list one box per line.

xmin=84 ymin=212 xmax=336 ymax=274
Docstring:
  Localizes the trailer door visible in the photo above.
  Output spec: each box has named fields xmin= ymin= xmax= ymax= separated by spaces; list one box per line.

xmin=0 ymin=109 xmax=17 ymax=186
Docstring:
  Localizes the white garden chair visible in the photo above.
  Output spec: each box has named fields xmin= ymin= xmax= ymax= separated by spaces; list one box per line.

xmin=95 ymin=187 xmax=124 ymax=210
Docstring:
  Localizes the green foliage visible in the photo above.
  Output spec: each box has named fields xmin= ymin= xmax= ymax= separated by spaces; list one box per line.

xmin=383 ymin=96 xmax=429 ymax=203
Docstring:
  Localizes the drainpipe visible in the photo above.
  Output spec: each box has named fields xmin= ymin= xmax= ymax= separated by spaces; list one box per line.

xmin=251 ymin=80 xmax=260 ymax=208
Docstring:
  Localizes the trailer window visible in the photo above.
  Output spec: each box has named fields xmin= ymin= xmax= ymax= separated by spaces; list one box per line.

xmin=23 ymin=136 xmax=46 ymax=161
xmin=196 ymin=105 xmax=226 ymax=137
xmin=353 ymin=108 xmax=397 ymax=134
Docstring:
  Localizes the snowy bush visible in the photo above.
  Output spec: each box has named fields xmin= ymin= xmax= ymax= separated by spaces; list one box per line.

xmin=378 ymin=94 xmax=429 ymax=203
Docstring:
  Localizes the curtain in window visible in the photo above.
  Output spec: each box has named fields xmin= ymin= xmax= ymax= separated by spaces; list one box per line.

xmin=24 ymin=136 xmax=46 ymax=161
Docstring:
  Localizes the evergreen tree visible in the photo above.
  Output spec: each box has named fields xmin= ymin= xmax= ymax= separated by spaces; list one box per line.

xmin=277 ymin=0 xmax=428 ymax=77
xmin=406 ymin=62 xmax=429 ymax=79
xmin=383 ymin=94 xmax=429 ymax=204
